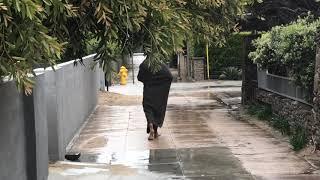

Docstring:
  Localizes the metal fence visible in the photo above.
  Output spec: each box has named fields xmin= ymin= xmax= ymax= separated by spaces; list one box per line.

xmin=257 ymin=69 xmax=312 ymax=105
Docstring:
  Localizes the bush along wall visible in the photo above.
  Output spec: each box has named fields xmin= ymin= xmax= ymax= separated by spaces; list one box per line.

xmin=248 ymin=15 xmax=320 ymax=150
xmin=249 ymin=15 xmax=320 ymax=95
xmin=253 ymin=89 xmax=313 ymax=151
xmin=193 ymin=32 xmax=251 ymax=79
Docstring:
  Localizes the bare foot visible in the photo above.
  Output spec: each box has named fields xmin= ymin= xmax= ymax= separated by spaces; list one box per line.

xmin=148 ymin=132 xmax=155 ymax=140
xmin=148 ymin=123 xmax=155 ymax=141
xmin=154 ymin=132 xmax=161 ymax=139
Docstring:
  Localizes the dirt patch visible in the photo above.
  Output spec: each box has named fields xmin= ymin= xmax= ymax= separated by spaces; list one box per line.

xmin=98 ymin=92 xmax=142 ymax=106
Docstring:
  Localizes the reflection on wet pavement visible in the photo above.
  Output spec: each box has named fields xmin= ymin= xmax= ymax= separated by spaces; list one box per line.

xmin=49 ymin=146 xmax=255 ymax=180
xmin=49 ymin=82 xmax=320 ymax=180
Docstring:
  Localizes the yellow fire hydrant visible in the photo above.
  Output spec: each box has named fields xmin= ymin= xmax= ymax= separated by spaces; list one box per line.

xmin=118 ymin=66 xmax=128 ymax=85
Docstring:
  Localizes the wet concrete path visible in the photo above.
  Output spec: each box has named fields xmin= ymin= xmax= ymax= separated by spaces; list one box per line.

xmin=49 ymin=81 xmax=320 ymax=180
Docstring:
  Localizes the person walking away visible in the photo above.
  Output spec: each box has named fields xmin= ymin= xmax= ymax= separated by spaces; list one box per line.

xmin=137 ymin=60 xmax=173 ymax=140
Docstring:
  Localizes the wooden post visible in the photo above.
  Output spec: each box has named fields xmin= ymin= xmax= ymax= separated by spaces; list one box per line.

xmin=241 ymin=34 xmax=259 ymax=105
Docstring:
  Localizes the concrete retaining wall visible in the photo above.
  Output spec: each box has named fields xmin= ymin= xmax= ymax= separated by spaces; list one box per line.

xmin=256 ymin=89 xmax=313 ymax=129
xmin=0 ymin=81 xmax=29 ymax=180
xmin=0 ymin=54 xmax=104 ymax=180
xmin=0 ymin=73 xmax=49 ymax=180
xmin=255 ymin=88 xmax=320 ymax=147
xmin=45 ymin=54 xmax=102 ymax=160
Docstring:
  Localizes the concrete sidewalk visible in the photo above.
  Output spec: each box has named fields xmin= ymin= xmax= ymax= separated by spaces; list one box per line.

xmin=49 ymin=81 xmax=320 ymax=180
xmin=109 ymin=80 xmax=242 ymax=96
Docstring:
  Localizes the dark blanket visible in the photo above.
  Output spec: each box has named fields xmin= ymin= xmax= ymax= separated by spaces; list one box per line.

xmin=137 ymin=61 xmax=173 ymax=131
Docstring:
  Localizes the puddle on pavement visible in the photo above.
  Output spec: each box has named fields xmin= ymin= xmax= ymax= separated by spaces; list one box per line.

xmin=171 ymin=85 xmax=241 ymax=91
xmin=60 ymin=167 xmax=109 ymax=176
xmin=51 ymin=147 xmax=255 ymax=180
xmin=52 ymin=85 xmax=320 ymax=180
xmin=49 ymin=163 xmax=146 ymax=180
xmin=167 ymin=104 xmax=224 ymax=111
xmin=73 ymin=149 xmax=179 ymax=165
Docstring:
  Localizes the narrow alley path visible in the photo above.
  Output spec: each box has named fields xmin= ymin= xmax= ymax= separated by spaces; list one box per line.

xmin=49 ymin=81 xmax=320 ymax=180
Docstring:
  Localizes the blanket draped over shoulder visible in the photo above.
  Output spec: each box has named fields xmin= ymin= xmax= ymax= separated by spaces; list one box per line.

xmin=137 ymin=61 xmax=173 ymax=132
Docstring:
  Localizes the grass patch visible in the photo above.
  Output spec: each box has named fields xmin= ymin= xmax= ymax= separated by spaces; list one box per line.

xmin=290 ymin=125 xmax=307 ymax=151
xmin=247 ymin=103 xmax=272 ymax=121
xmin=246 ymin=103 xmax=307 ymax=151
xmin=270 ymin=116 xmax=291 ymax=135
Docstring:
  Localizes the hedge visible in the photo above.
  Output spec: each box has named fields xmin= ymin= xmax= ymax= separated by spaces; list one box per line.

xmin=193 ymin=32 xmax=251 ymax=79
xmin=249 ymin=16 xmax=320 ymax=93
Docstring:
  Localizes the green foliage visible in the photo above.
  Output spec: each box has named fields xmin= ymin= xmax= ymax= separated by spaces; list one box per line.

xmin=0 ymin=0 xmax=74 ymax=93
xmin=241 ymin=0 xmax=320 ymax=31
xmin=219 ymin=67 xmax=242 ymax=80
xmin=194 ymin=32 xmax=251 ymax=78
xmin=247 ymin=103 xmax=262 ymax=115
xmin=290 ymin=125 xmax=307 ymax=151
xmin=247 ymin=103 xmax=272 ymax=120
xmin=0 ymin=0 xmax=248 ymax=93
xmin=270 ymin=116 xmax=291 ymax=135
xmin=246 ymin=103 xmax=308 ymax=151
xmin=133 ymin=0 xmax=249 ymax=72
xmin=249 ymin=16 xmax=320 ymax=93
xmin=85 ymin=37 xmax=99 ymax=55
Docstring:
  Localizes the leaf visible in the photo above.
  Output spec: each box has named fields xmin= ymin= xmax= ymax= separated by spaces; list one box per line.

xmin=12 ymin=57 xmax=27 ymax=61
xmin=15 ymin=0 xmax=21 ymax=12
xmin=26 ymin=5 xmax=33 ymax=19
xmin=0 ymin=3 xmax=8 ymax=11
xmin=43 ymin=0 xmax=52 ymax=6
xmin=0 ymin=64 xmax=7 ymax=73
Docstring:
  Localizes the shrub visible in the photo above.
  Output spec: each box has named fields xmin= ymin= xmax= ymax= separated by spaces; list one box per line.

xmin=249 ymin=15 xmax=320 ymax=93
xmin=246 ymin=103 xmax=272 ymax=121
xmin=193 ymin=32 xmax=251 ymax=78
xmin=270 ymin=116 xmax=291 ymax=135
xmin=290 ymin=125 xmax=307 ymax=151
xmin=246 ymin=103 xmax=308 ymax=151
xmin=219 ymin=67 xmax=242 ymax=80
